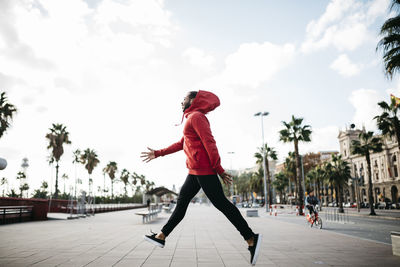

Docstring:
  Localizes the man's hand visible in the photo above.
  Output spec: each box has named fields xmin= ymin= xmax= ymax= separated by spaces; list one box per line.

xmin=219 ymin=172 xmax=233 ymax=186
xmin=141 ymin=147 xmax=156 ymax=163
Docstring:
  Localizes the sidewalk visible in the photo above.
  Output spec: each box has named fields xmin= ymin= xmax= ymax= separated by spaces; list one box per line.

xmin=0 ymin=204 xmax=399 ymax=266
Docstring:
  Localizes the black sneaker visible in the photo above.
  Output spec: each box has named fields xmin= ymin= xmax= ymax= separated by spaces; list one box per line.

xmin=248 ymin=233 xmax=262 ymax=265
xmin=144 ymin=231 xmax=165 ymax=248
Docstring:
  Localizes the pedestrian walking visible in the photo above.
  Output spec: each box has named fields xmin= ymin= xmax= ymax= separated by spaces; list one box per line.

xmin=141 ymin=90 xmax=262 ymax=265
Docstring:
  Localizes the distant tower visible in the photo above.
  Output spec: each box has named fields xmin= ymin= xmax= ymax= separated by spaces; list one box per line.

xmin=172 ymin=184 xmax=176 ymax=193
xmin=338 ymin=125 xmax=361 ymax=159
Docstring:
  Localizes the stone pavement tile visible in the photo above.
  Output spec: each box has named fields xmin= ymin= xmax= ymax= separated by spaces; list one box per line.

xmin=197 ymin=263 xmax=225 ymax=267
xmin=170 ymin=261 xmax=197 ymax=267
xmin=85 ymin=256 xmax=122 ymax=267
xmin=31 ymin=255 xmax=71 ymax=266
xmin=141 ymin=258 xmax=171 ymax=267
xmin=113 ymin=258 xmax=145 ymax=267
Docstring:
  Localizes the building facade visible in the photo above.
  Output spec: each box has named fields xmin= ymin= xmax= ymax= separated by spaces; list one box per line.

xmin=338 ymin=128 xmax=400 ymax=205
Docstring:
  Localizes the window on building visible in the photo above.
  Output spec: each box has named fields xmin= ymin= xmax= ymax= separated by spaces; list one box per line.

xmin=344 ymin=150 xmax=347 ymax=157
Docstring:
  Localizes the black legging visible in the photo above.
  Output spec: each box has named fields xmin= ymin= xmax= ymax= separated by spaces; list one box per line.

xmin=161 ymin=174 xmax=255 ymax=240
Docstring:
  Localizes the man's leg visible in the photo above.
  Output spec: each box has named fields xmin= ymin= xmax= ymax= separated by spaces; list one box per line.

xmin=160 ymin=174 xmax=201 ymax=237
xmin=197 ymin=175 xmax=255 ymax=241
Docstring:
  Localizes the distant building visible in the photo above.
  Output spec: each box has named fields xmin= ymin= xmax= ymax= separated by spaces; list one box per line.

xmin=338 ymin=128 xmax=400 ymax=205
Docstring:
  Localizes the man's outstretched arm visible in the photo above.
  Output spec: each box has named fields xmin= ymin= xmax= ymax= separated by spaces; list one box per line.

xmin=141 ymin=137 xmax=184 ymax=163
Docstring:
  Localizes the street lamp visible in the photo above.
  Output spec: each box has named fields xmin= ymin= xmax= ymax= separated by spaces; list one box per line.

xmin=254 ymin=111 xmax=269 ymax=212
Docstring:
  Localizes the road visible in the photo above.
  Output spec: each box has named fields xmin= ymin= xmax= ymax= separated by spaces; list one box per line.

xmin=243 ymin=207 xmax=400 ymax=245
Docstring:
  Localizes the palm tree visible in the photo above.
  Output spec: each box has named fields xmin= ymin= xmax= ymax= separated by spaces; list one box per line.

xmin=284 ymin=152 xmax=296 ymax=196
xmin=131 ymin=172 xmax=139 ymax=196
xmin=19 ymin=183 xmax=29 ymax=198
xmin=279 ymin=115 xmax=312 ymax=214
xmin=61 ymin=173 xmax=68 ymax=195
xmin=1 ymin=177 xmax=8 ymax=196
xmin=120 ymin=169 xmax=130 ymax=196
xmin=45 ymin=123 xmax=71 ymax=198
xmin=80 ymin=148 xmax=100 ymax=196
xmin=272 ymin=172 xmax=289 ymax=204
xmin=72 ymin=149 xmax=81 ymax=198
xmin=0 ymin=91 xmax=17 ymax=139
xmin=351 ymin=131 xmax=383 ymax=215
xmin=16 ymin=171 xmax=26 ymax=197
xmin=328 ymin=154 xmax=351 ymax=213
xmin=104 ymin=161 xmax=118 ymax=199
xmin=254 ymin=143 xmax=278 ymax=206
xmin=374 ymin=97 xmax=400 ymax=150
xmin=377 ymin=0 xmax=400 ymax=79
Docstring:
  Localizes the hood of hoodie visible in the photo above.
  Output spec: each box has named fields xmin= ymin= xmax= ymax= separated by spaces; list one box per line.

xmin=184 ymin=90 xmax=220 ymax=118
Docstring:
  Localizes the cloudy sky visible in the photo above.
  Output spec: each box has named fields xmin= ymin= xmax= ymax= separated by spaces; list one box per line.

xmin=0 ymin=0 xmax=399 ymax=196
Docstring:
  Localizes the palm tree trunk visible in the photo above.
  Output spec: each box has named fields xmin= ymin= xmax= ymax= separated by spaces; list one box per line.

xmin=366 ymin=153 xmax=376 ymax=215
xmin=111 ymin=180 xmax=114 ymax=200
xmin=338 ymin=184 xmax=344 ymax=213
xmin=317 ymin=180 xmax=322 ymax=211
xmin=265 ymin=157 xmax=272 ymax=206
xmin=294 ymin=140 xmax=304 ymax=215
xmin=55 ymin=162 xmax=59 ymax=198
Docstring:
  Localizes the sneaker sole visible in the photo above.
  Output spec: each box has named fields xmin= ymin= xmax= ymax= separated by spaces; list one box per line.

xmin=143 ymin=235 xmax=165 ymax=248
xmin=251 ymin=234 xmax=262 ymax=265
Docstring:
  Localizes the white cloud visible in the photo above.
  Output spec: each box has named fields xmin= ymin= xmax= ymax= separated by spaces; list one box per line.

xmin=330 ymin=54 xmax=362 ymax=76
xmin=218 ymin=42 xmax=296 ymax=88
xmin=182 ymin=47 xmax=215 ymax=71
xmin=301 ymin=0 xmax=390 ymax=53
xmin=349 ymin=89 xmax=383 ymax=131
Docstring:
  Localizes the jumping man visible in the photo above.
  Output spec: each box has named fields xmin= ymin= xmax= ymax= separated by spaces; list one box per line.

xmin=141 ymin=90 xmax=262 ymax=265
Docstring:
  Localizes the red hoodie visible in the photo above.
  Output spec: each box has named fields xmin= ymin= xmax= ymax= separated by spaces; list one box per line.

xmin=154 ymin=90 xmax=225 ymax=175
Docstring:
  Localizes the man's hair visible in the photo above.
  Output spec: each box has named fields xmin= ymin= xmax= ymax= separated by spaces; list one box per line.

xmin=188 ymin=91 xmax=198 ymax=100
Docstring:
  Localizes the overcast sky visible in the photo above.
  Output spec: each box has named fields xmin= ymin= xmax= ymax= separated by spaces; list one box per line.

xmin=0 ymin=0 xmax=399 ymax=196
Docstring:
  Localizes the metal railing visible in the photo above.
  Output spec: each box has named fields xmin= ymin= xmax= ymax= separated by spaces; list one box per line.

xmin=324 ymin=207 xmax=350 ymax=224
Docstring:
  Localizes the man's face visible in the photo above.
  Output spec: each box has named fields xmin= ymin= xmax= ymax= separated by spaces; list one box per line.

xmin=310 ymin=192 xmax=314 ymax=197
xmin=181 ymin=93 xmax=193 ymax=112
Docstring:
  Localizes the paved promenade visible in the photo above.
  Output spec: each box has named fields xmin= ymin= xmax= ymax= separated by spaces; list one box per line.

xmin=1 ymin=204 xmax=400 ymax=267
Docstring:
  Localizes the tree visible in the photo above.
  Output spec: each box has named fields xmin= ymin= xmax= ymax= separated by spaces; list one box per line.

xmin=1 ymin=177 xmax=8 ymax=197
xmin=33 ymin=181 xmax=49 ymax=199
xmin=61 ymin=173 xmax=69 ymax=195
xmin=104 ymin=161 xmax=118 ymax=199
xmin=120 ymin=169 xmax=130 ymax=196
xmin=254 ymin=143 xmax=278 ymax=206
xmin=374 ymin=97 xmax=400 ymax=150
xmin=279 ymin=115 xmax=312 ymax=214
xmin=272 ymin=172 xmax=289 ymax=204
xmin=306 ymin=164 xmax=325 ymax=207
xmin=72 ymin=149 xmax=81 ymax=198
xmin=327 ymin=154 xmax=351 ymax=213
xmin=80 ymin=148 xmax=100 ymax=196
xmin=249 ymin=168 xmax=264 ymax=202
xmin=377 ymin=0 xmax=400 ymax=79
xmin=284 ymin=152 xmax=296 ymax=196
xmin=19 ymin=183 xmax=29 ymax=198
xmin=351 ymin=131 xmax=383 ymax=215
xmin=16 ymin=171 xmax=26 ymax=198
xmin=0 ymin=91 xmax=17 ymax=139
xmin=45 ymin=123 xmax=71 ymax=198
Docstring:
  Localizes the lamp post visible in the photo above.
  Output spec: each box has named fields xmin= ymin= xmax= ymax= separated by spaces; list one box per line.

xmin=254 ymin=111 xmax=269 ymax=212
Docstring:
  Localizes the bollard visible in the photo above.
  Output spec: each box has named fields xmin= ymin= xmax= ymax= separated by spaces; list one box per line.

xmin=269 ymin=205 xmax=273 ymax=216
xmin=274 ymin=205 xmax=277 ymax=216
